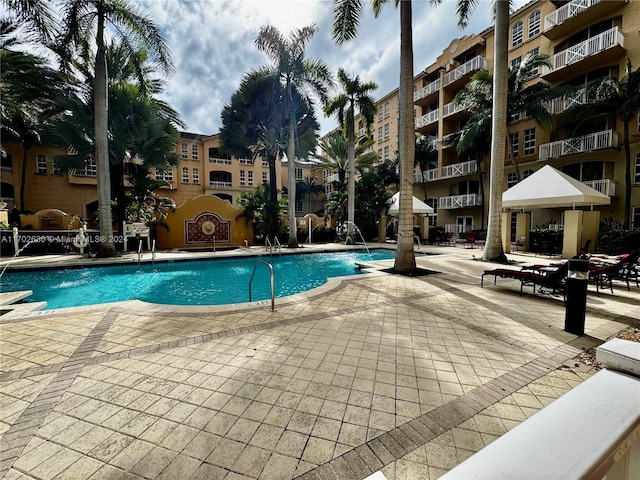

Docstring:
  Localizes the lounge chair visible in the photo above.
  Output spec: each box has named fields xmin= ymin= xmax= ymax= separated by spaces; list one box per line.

xmin=481 ymin=261 xmax=569 ymax=296
xmin=589 ymin=250 xmax=640 ymax=296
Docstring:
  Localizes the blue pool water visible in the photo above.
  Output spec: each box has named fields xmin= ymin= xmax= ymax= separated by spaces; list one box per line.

xmin=3 ymin=249 xmax=395 ymax=310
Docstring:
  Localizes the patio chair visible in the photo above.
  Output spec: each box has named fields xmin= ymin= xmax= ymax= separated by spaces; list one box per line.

xmin=455 ymin=231 xmax=479 ymax=248
xmin=511 ymin=236 xmax=526 ymax=253
xmin=589 ymin=250 xmax=640 ymax=296
xmin=481 ymin=261 xmax=569 ymax=296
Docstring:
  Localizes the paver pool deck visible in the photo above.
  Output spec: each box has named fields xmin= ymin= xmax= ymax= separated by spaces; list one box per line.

xmin=1 ymin=243 xmax=639 ymax=480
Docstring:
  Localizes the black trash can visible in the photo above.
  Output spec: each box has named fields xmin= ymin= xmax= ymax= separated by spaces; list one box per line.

xmin=564 ymin=258 xmax=589 ymax=335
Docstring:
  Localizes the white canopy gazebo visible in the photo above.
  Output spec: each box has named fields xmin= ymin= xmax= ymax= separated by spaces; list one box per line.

xmin=387 ymin=192 xmax=434 ymax=215
xmin=502 ymin=165 xmax=611 ymax=209
xmin=501 ymin=165 xmax=610 ymax=257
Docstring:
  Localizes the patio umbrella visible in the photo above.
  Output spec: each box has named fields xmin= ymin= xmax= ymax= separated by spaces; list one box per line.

xmin=502 ymin=165 xmax=611 ymax=209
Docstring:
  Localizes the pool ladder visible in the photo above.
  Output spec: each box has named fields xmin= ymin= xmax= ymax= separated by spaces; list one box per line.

xmin=264 ymin=236 xmax=282 ymax=256
xmin=248 ymin=258 xmax=276 ymax=311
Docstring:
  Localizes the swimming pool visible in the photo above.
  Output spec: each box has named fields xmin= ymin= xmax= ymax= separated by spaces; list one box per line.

xmin=3 ymin=249 xmax=396 ymax=310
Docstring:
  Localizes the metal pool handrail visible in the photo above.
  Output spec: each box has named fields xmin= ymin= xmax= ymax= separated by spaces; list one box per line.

xmin=248 ymin=258 xmax=276 ymax=311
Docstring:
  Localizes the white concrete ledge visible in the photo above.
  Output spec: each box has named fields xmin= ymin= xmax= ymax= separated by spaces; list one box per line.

xmin=439 ymin=367 xmax=640 ymax=480
xmin=597 ymin=338 xmax=640 ymax=378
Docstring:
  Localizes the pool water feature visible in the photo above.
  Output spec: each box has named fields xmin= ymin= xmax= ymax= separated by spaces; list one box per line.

xmin=3 ymin=249 xmax=396 ymax=310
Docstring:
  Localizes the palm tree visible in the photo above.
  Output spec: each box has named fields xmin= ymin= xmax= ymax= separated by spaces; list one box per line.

xmin=414 ymin=135 xmax=438 ymax=202
xmin=220 ymin=70 xmax=319 ymax=239
xmin=449 ymin=52 xmax=556 ymax=230
xmin=296 ymin=176 xmax=325 ymax=215
xmin=255 ymin=24 xmax=333 ymax=248
xmin=0 ymin=0 xmax=57 ymax=43
xmin=57 ymin=0 xmax=174 ymax=257
xmin=324 ymin=69 xmax=377 ymax=243
xmin=332 ymin=0 xmax=416 ymax=272
xmin=564 ymin=60 xmax=640 ymax=229
xmin=313 ymin=130 xmax=378 ymax=190
xmin=432 ymin=0 xmax=511 ymax=261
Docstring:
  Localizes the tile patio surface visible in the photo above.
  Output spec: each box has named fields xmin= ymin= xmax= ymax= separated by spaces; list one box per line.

xmin=1 ymin=244 xmax=639 ymax=480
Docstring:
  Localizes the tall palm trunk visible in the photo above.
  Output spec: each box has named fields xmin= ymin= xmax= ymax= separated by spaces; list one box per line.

xmin=482 ymin=0 xmax=508 ymax=262
xmin=94 ymin=16 xmax=116 ymax=256
xmin=393 ymin=0 xmax=416 ymax=273
xmin=19 ymin=145 xmax=30 ymax=211
xmin=286 ymin=82 xmax=298 ymax=247
xmin=346 ymin=117 xmax=356 ymax=243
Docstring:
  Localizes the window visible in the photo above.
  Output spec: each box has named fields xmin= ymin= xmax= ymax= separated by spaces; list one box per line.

xmin=384 ymin=123 xmax=390 ymax=141
xmin=633 ymin=206 xmax=640 ymax=231
xmin=635 ymin=153 xmax=640 ymax=183
xmin=295 ymin=199 xmax=303 ymax=212
xmin=181 ymin=143 xmax=188 ymax=159
xmin=295 ymin=167 xmax=303 ymax=180
xmin=262 ymin=172 xmax=268 ymax=184
xmin=192 ymin=168 xmax=199 ymax=184
xmin=523 ymin=128 xmax=536 ymax=156
xmin=526 ymin=47 xmax=540 ymax=76
xmin=36 ymin=155 xmax=47 ymax=174
xmin=384 ymin=101 xmax=390 ymax=118
xmin=523 ymin=169 xmax=534 ymax=179
xmin=528 ymin=10 xmax=541 ymax=38
xmin=377 ymin=106 xmax=383 ymax=122
xmin=509 ymin=132 xmax=519 ymax=157
xmin=85 ymin=158 xmax=97 ymax=177
xmin=510 ymin=56 xmax=521 ymax=69
xmin=512 ymin=21 xmax=523 ymax=47
xmin=383 ymin=146 xmax=390 ymax=160
xmin=377 ymin=149 xmax=382 ymax=158
xmin=248 ymin=170 xmax=254 ymax=186
xmin=426 ymin=198 xmax=438 ymax=227
xmin=262 ymin=158 xmax=269 ymax=167
xmin=377 ymin=126 xmax=383 ymax=142
xmin=239 ymin=170 xmax=246 ymax=186
xmin=191 ymin=144 xmax=198 ymax=160
xmin=507 ymin=172 xmax=518 ymax=188
xmin=182 ymin=167 xmax=189 ymax=183
xmin=163 ymin=169 xmax=173 ymax=182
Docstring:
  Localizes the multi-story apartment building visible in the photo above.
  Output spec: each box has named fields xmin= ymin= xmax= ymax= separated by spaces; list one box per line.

xmin=1 ymin=130 xmax=323 ymax=227
xmin=330 ymin=0 xmax=640 ymax=238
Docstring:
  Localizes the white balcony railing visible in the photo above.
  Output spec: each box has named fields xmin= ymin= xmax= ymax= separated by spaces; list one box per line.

xmin=414 ymin=169 xmax=438 ymax=183
xmin=443 ymin=56 xmax=487 ymax=87
xmin=209 ymin=181 xmax=232 ymax=188
xmin=441 ymin=160 xmax=479 ymax=179
xmin=539 ymin=129 xmax=618 ymax=159
xmin=415 ymin=110 xmax=439 ymax=129
xmin=209 ymin=157 xmax=232 ymax=165
xmin=443 ymin=101 xmax=465 ymax=117
xmin=544 ymin=0 xmax=603 ymax=32
xmin=583 ymin=178 xmax=616 ymax=196
xmin=414 ymin=78 xmax=441 ymax=102
xmin=548 ymin=88 xmax=586 ymax=115
xmin=72 ymin=168 xmax=96 ymax=177
xmin=548 ymin=27 xmax=624 ymax=73
xmin=439 ymin=193 xmax=482 ymax=209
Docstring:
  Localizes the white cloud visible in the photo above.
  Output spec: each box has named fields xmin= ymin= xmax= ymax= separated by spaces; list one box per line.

xmin=138 ymin=0 xmax=528 ymax=136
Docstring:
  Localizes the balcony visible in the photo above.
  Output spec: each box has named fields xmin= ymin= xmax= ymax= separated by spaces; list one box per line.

xmin=208 ymin=181 xmax=232 ymax=188
xmin=542 ymin=27 xmax=625 ymax=83
xmin=583 ymin=178 xmax=616 ymax=196
xmin=547 ymin=88 xmax=586 ymax=115
xmin=414 ymin=169 xmax=438 ymax=183
xmin=539 ymin=129 xmax=618 ymax=159
xmin=414 ymin=78 xmax=440 ymax=106
xmin=415 ymin=110 xmax=439 ymax=131
xmin=543 ymin=0 xmax=626 ymax=40
xmin=209 ymin=157 xmax=232 ymax=165
xmin=439 ymin=193 xmax=482 ymax=209
xmin=357 ymin=127 xmax=367 ymax=138
xmin=442 ymin=160 xmax=480 ymax=179
xmin=443 ymin=100 xmax=466 ymax=118
xmin=443 ymin=56 xmax=487 ymax=88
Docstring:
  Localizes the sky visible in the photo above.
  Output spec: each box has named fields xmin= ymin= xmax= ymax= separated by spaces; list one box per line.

xmin=137 ymin=0 xmax=530 ymax=138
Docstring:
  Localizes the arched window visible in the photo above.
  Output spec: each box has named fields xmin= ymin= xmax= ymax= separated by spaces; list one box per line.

xmin=191 ymin=144 xmax=198 ymax=160
xmin=507 ymin=172 xmax=518 ymax=188
xmin=528 ymin=10 xmax=541 ymax=38
xmin=181 ymin=167 xmax=189 ymax=183
xmin=512 ymin=21 xmax=523 ymax=47
xmin=181 ymin=143 xmax=188 ymax=159
xmin=634 ymin=152 xmax=640 ymax=183
xmin=192 ymin=168 xmax=199 ymax=184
